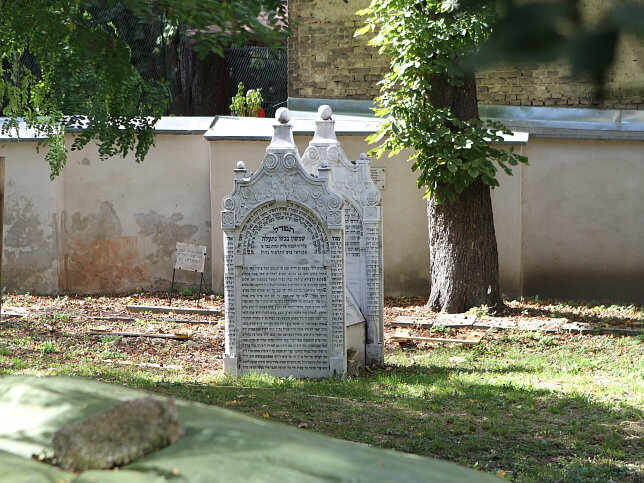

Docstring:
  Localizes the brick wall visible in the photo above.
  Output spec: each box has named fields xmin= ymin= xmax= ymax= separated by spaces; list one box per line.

xmin=289 ymin=0 xmax=643 ymax=109
xmin=288 ymin=0 xmax=385 ymax=100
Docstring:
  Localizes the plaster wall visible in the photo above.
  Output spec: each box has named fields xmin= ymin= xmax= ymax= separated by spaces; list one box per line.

xmin=2 ymin=133 xmax=212 ymax=294
xmin=209 ymin=136 xmax=523 ymax=298
xmin=519 ymin=138 xmax=644 ymax=302
xmin=1 ymin=142 xmax=59 ymax=294
xmin=3 ymin=126 xmax=642 ymax=303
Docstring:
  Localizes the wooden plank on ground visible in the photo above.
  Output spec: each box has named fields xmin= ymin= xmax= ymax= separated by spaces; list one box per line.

xmin=88 ymin=326 xmax=191 ymax=340
xmin=84 ymin=315 xmax=219 ymax=325
xmin=126 ymin=305 xmax=223 ymax=316
xmin=392 ymin=328 xmax=483 ymax=346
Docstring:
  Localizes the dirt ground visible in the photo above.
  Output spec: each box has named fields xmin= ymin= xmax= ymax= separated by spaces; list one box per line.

xmin=1 ymin=293 xmax=641 ymax=377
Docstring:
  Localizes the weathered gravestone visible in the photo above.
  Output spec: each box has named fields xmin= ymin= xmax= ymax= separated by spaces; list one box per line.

xmin=301 ymin=105 xmax=384 ymax=365
xmin=221 ymin=109 xmax=347 ymax=378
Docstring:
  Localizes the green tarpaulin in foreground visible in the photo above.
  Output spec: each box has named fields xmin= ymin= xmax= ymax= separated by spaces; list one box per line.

xmin=0 ymin=376 xmax=500 ymax=482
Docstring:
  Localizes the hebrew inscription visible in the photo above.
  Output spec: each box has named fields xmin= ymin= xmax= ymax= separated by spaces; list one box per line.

xmin=237 ymin=202 xmax=330 ymax=377
xmin=222 ymin=108 xmax=346 ymax=378
xmin=300 ymin=105 xmax=384 ymax=365
xmin=174 ymin=242 xmax=206 ymax=272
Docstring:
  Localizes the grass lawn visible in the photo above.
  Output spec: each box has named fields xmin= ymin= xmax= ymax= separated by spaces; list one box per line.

xmin=1 ymin=293 xmax=642 ymax=481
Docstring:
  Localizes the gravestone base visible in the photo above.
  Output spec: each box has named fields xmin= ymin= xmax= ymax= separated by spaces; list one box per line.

xmin=346 ymin=322 xmax=365 ymax=368
xmin=223 ymin=356 xmax=238 ymax=376
xmin=329 ymin=357 xmax=346 ymax=377
xmin=366 ymin=343 xmax=384 ymax=365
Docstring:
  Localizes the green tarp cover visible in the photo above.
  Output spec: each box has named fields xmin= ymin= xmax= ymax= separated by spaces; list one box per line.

xmin=0 ymin=376 xmax=500 ymax=482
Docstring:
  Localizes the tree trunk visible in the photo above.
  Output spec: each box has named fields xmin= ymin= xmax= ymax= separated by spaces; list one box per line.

xmin=178 ymin=35 xmax=229 ymax=116
xmin=427 ymin=179 xmax=503 ymax=312
xmin=426 ymin=72 xmax=504 ymax=313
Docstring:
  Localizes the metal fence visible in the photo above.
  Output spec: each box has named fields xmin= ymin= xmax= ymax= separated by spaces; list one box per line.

xmin=4 ymin=1 xmax=288 ymax=117
xmin=225 ymin=47 xmax=288 ymax=118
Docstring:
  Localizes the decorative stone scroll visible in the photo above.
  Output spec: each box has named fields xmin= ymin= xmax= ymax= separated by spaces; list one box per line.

xmin=301 ymin=105 xmax=384 ymax=365
xmin=221 ymin=108 xmax=346 ymax=378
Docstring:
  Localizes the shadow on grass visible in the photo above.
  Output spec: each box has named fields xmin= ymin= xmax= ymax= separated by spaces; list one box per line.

xmin=77 ymin=361 xmax=643 ymax=483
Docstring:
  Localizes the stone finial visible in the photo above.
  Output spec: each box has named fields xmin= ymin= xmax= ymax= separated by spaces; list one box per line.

xmin=318 ymin=105 xmax=333 ymax=120
xmin=268 ymin=108 xmax=297 ymax=151
xmin=276 ymin=107 xmax=291 ymax=124
xmin=234 ymin=161 xmax=247 ymax=180
xmin=311 ymin=105 xmax=337 ymax=145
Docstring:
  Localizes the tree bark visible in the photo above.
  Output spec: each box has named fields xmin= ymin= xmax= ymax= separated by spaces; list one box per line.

xmin=177 ymin=35 xmax=229 ymax=116
xmin=426 ymin=72 xmax=504 ymax=313
xmin=427 ymin=179 xmax=503 ymax=312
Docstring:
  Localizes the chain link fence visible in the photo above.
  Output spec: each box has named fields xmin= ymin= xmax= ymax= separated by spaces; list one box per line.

xmin=4 ymin=1 xmax=288 ymax=117
xmin=224 ymin=47 xmax=288 ymax=118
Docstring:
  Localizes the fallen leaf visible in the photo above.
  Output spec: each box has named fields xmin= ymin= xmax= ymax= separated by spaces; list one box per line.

xmin=263 ymin=412 xmax=270 ymax=418
xmin=297 ymin=422 xmax=309 ymax=429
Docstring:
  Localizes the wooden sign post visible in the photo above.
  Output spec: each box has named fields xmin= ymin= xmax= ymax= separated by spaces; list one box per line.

xmin=169 ymin=242 xmax=207 ymax=305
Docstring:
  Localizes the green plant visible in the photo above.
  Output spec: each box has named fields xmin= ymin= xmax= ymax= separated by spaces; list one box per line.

xmin=10 ymin=358 xmax=27 ymax=370
xmin=51 ymin=313 xmax=71 ymax=321
xmin=467 ymin=305 xmax=490 ymax=317
xmin=179 ymin=287 xmax=194 ymax=297
xmin=356 ymin=1 xmax=527 ymax=203
xmin=100 ymin=335 xmax=122 ymax=344
xmin=229 ymin=82 xmax=263 ymax=117
xmin=36 ymin=341 xmax=59 ymax=354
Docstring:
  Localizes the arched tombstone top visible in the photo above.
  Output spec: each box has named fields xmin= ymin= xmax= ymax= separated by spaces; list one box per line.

xmin=220 ymin=108 xmax=347 ymax=378
xmin=301 ymin=106 xmax=381 ymax=214
xmin=222 ymin=108 xmax=344 ymax=230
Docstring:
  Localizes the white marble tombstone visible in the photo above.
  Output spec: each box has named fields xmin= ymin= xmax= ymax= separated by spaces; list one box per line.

xmin=300 ymin=105 xmax=384 ymax=365
xmin=221 ymin=108 xmax=347 ymax=378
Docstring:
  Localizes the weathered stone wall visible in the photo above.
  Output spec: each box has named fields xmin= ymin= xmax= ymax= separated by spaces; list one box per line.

xmin=288 ymin=0 xmax=385 ymax=100
xmin=288 ymin=0 xmax=643 ymax=109
xmin=2 ymin=130 xmax=213 ymax=294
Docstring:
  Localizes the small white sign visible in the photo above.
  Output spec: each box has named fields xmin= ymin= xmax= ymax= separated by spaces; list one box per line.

xmin=370 ymin=167 xmax=386 ymax=189
xmin=174 ymin=242 xmax=207 ymax=272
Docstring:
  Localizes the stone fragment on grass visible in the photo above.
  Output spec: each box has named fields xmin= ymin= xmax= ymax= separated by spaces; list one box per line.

xmin=53 ymin=397 xmax=184 ymax=471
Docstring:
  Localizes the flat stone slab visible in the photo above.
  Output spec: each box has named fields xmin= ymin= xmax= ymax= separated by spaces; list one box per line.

xmin=1 ymin=307 xmax=30 ymax=317
xmin=561 ymin=322 xmax=598 ymax=333
xmin=473 ymin=317 xmax=517 ymax=329
xmin=126 ymin=305 xmax=223 ymax=316
xmin=600 ymin=327 xmax=642 ymax=336
xmin=390 ymin=316 xmax=434 ymax=328
xmin=436 ymin=314 xmax=476 ymax=327
xmin=516 ymin=317 xmax=568 ymax=332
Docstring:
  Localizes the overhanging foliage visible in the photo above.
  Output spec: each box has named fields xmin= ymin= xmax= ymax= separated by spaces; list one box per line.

xmin=357 ymin=0 xmax=528 ymax=203
xmin=0 ymin=0 xmax=288 ymax=177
